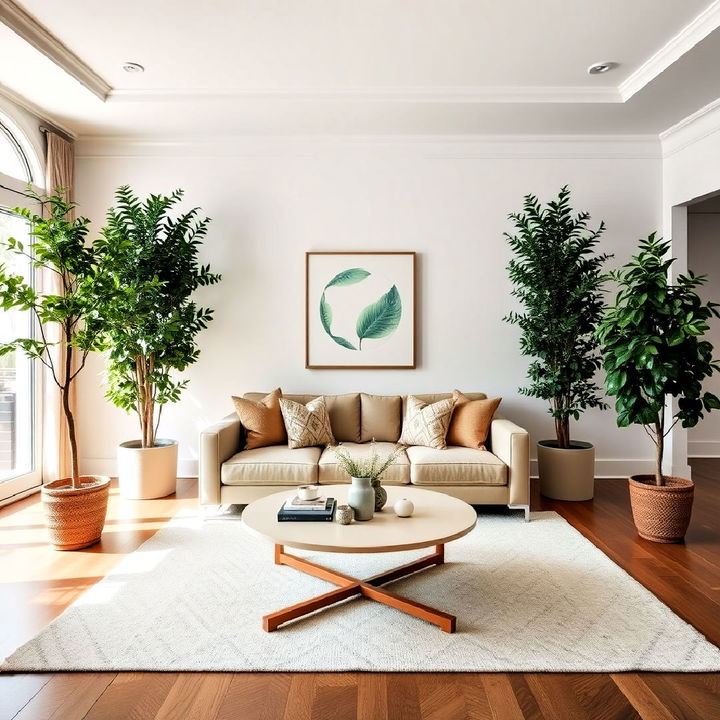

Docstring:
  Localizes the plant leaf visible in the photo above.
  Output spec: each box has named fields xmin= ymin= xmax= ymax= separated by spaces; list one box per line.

xmin=356 ymin=285 xmax=402 ymax=348
xmin=318 ymin=291 xmax=356 ymax=349
xmin=325 ymin=268 xmax=370 ymax=289
xmin=319 ymin=292 xmax=332 ymax=334
xmin=331 ymin=334 xmax=357 ymax=350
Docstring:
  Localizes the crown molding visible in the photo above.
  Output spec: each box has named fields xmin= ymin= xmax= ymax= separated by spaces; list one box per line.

xmin=660 ymin=96 xmax=720 ymax=157
xmin=0 ymin=0 xmax=111 ymax=101
xmin=0 ymin=83 xmax=76 ymax=139
xmin=619 ymin=0 xmax=720 ymax=101
xmin=75 ymin=133 xmax=660 ymax=160
xmin=108 ymin=85 xmax=621 ymax=104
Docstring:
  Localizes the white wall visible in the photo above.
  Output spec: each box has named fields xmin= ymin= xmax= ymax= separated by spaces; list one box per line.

xmin=688 ymin=198 xmax=720 ymax=457
xmin=74 ymin=135 xmax=661 ymax=477
xmin=662 ymin=100 xmax=720 ymax=474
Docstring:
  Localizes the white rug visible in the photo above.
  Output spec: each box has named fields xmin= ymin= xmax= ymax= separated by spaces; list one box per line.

xmin=3 ymin=510 xmax=720 ymax=672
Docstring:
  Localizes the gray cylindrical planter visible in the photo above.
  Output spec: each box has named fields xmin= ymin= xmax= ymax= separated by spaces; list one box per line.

xmin=537 ymin=440 xmax=595 ymax=501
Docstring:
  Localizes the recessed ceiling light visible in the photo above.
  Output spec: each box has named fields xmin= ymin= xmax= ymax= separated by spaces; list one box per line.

xmin=587 ymin=61 xmax=618 ymax=75
xmin=122 ymin=62 xmax=145 ymax=73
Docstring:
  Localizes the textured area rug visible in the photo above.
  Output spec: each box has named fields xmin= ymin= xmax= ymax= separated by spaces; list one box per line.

xmin=3 ymin=510 xmax=720 ymax=672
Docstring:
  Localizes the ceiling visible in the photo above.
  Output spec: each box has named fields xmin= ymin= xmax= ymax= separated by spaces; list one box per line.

xmin=1 ymin=0 xmax=720 ymax=137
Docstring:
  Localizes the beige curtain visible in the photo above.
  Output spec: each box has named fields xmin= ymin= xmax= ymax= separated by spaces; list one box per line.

xmin=41 ymin=131 xmax=75 ymax=482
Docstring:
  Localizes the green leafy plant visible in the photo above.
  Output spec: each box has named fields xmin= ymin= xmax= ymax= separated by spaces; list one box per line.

xmin=597 ymin=233 xmax=720 ymax=485
xmin=319 ymin=268 xmax=402 ymax=350
xmin=333 ymin=441 xmax=404 ymax=482
xmin=99 ymin=186 xmax=221 ymax=448
xmin=0 ymin=191 xmax=115 ymax=486
xmin=504 ymin=186 xmax=611 ymax=449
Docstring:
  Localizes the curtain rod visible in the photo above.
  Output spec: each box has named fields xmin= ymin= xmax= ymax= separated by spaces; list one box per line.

xmin=39 ymin=124 xmax=75 ymax=144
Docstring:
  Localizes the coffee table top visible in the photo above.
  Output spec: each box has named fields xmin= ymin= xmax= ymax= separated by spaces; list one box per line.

xmin=242 ymin=485 xmax=477 ymax=553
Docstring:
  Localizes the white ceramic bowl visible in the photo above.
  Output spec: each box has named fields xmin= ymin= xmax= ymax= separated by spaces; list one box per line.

xmin=298 ymin=485 xmax=320 ymax=500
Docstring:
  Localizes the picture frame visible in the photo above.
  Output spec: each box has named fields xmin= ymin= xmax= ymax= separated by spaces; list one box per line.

xmin=305 ymin=251 xmax=416 ymax=369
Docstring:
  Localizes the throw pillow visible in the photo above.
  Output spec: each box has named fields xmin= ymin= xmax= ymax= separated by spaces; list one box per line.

xmin=399 ymin=395 xmax=455 ymax=449
xmin=231 ymin=388 xmax=287 ymax=450
xmin=280 ymin=396 xmax=336 ymax=449
xmin=360 ymin=393 xmax=402 ymax=442
xmin=446 ymin=390 xmax=502 ymax=450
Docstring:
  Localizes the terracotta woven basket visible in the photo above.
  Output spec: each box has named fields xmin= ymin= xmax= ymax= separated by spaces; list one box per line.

xmin=628 ymin=475 xmax=694 ymax=544
xmin=41 ymin=476 xmax=111 ymax=551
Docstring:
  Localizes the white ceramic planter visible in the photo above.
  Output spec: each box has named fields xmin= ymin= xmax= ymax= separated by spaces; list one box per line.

xmin=117 ymin=439 xmax=178 ymax=499
xmin=537 ymin=440 xmax=595 ymax=501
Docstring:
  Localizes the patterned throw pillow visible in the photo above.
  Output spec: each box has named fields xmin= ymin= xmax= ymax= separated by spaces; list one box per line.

xmin=279 ymin=396 xmax=336 ymax=449
xmin=232 ymin=388 xmax=287 ymax=450
xmin=446 ymin=390 xmax=502 ymax=450
xmin=399 ymin=396 xmax=456 ymax=449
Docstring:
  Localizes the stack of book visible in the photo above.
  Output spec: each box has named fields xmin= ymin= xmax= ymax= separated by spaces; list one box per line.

xmin=277 ymin=495 xmax=337 ymax=522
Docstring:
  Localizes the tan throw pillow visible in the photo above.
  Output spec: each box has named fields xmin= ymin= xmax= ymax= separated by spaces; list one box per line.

xmin=360 ymin=393 xmax=402 ymax=442
xmin=280 ymin=396 xmax=336 ymax=449
xmin=446 ymin=390 xmax=502 ymax=450
xmin=324 ymin=393 xmax=361 ymax=442
xmin=399 ymin=395 xmax=455 ymax=449
xmin=232 ymin=388 xmax=287 ymax=450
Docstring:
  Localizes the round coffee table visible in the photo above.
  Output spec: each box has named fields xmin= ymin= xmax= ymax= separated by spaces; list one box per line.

xmin=242 ymin=485 xmax=477 ymax=633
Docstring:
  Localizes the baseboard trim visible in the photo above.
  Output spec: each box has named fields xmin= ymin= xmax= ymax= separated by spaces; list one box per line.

xmin=81 ymin=458 xmax=199 ymax=478
xmin=688 ymin=440 xmax=720 ymax=458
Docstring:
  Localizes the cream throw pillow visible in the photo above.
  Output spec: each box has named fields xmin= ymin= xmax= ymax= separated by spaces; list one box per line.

xmin=399 ymin=395 xmax=455 ymax=449
xmin=280 ymin=396 xmax=336 ymax=449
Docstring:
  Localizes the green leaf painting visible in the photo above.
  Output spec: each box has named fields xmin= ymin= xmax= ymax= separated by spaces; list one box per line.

xmin=356 ymin=285 xmax=402 ymax=350
xmin=325 ymin=267 xmax=371 ymax=289
xmin=319 ymin=268 xmax=402 ymax=351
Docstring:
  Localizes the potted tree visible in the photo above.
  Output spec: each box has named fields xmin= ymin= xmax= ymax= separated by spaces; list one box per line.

xmin=0 ymin=191 xmax=114 ymax=549
xmin=504 ymin=186 xmax=611 ymax=500
xmin=597 ymin=233 xmax=720 ymax=543
xmin=100 ymin=186 xmax=221 ymax=499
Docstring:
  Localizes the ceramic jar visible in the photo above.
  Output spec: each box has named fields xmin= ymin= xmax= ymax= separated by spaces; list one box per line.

xmin=348 ymin=477 xmax=375 ymax=521
xmin=372 ymin=479 xmax=388 ymax=511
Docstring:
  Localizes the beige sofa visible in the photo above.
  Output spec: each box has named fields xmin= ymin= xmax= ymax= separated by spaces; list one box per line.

xmin=199 ymin=392 xmax=530 ymax=520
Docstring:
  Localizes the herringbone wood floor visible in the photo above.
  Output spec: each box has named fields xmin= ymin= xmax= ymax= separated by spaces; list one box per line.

xmin=1 ymin=461 xmax=719 ymax=719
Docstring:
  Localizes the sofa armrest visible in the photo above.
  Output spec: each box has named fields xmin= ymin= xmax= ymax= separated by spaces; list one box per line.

xmin=490 ymin=418 xmax=530 ymax=516
xmin=199 ymin=413 xmax=242 ymax=505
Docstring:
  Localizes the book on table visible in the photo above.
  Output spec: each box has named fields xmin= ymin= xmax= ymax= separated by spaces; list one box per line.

xmin=283 ymin=495 xmax=329 ymax=511
xmin=278 ymin=498 xmax=336 ymax=522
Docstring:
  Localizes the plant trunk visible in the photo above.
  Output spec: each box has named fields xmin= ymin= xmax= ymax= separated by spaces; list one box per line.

xmin=63 ymin=342 xmax=80 ymax=487
xmin=555 ymin=416 xmax=570 ymax=450
xmin=654 ymin=405 xmax=665 ymax=487
xmin=136 ymin=354 xmax=155 ymax=448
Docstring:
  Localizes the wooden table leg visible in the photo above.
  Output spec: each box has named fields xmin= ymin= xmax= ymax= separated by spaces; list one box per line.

xmin=264 ymin=543 xmax=456 ymax=632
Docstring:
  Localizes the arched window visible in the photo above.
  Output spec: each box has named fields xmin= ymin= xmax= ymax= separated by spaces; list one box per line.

xmin=0 ymin=121 xmax=32 ymax=184
xmin=0 ymin=110 xmax=42 ymax=503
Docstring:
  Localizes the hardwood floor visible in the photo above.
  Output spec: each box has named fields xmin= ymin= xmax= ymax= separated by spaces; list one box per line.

xmin=1 ymin=463 xmax=719 ymax=719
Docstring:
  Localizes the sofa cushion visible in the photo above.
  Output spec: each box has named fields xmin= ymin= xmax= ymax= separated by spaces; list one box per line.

xmin=221 ymin=445 xmax=321 ymax=486
xmin=318 ymin=442 xmax=410 ymax=485
xmin=400 ymin=396 xmax=456 ymax=449
xmin=231 ymin=388 xmax=287 ymax=450
xmin=406 ymin=446 xmax=507 ymax=486
xmin=280 ymin=396 xmax=336 ymax=449
xmin=324 ymin=393 xmax=361 ymax=442
xmin=360 ymin=393 xmax=402 ymax=442
xmin=446 ymin=391 xmax=502 ymax=450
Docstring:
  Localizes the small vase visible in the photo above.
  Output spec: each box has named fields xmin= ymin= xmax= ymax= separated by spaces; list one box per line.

xmin=348 ymin=477 xmax=375 ymax=521
xmin=372 ymin=479 xmax=388 ymax=511
xmin=335 ymin=504 xmax=354 ymax=525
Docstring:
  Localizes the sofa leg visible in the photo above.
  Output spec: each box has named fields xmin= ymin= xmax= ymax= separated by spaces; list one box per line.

xmin=509 ymin=504 xmax=530 ymax=522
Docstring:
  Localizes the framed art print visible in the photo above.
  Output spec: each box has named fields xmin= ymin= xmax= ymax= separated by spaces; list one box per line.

xmin=306 ymin=251 xmax=416 ymax=369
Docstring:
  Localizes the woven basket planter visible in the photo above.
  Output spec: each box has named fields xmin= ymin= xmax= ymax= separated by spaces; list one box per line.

xmin=628 ymin=475 xmax=694 ymax=544
xmin=41 ymin=476 xmax=111 ymax=551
